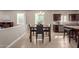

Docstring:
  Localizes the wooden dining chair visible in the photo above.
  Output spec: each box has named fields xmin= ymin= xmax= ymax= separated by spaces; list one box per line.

xmin=45 ymin=24 xmax=51 ymax=36
xmin=64 ymin=27 xmax=74 ymax=42
xmin=36 ymin=24 xmax=44 ymax=43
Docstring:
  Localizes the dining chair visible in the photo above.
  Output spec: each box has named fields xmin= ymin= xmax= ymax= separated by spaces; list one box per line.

xmin=64 ymin=27 xmax=74 ymax=42
xmin=36 ymin=24 xmax=44 ymax=43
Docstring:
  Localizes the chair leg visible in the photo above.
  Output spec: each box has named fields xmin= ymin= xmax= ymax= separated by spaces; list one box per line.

xmin=63 ymin=29 xmax=65 ymax=38
xmin=49 ymin=31 xmax=51 ymax=42
xmin=68 ymin=31 xmax=71 ymax=43
xmin=75 ymin=32 xmax=77 ymax=42
xmin=36 ymin=34 xmax=38 ymax=43
xmin=42 ymin=34 xmax=44 ymax=43
xmin=33 ymin=32 xmax=34 ymax=36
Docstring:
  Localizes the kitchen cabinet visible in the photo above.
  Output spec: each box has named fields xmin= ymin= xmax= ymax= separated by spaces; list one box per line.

xmin=69 ymin=14 xmax=79 ymax=21
xmin=53 ymin=14 xmax=61 ymax=21
xmin=53 ymin=24 xmax=64 ymax=33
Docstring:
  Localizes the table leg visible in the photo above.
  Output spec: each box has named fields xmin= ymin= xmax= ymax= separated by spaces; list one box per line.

xmin=30 ymin=31 xmax=32 ymax=42
xmin=77 ymin=35 xmax=79 ymax=48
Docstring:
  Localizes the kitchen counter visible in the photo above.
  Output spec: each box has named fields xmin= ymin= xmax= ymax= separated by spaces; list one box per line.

xmin=53 ymin=21 xmax=79 ymax=33
xmin=53 ymin=22 xmax=64 ymax=32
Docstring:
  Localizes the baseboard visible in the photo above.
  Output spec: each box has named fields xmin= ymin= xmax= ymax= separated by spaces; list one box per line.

xmin=6 ymin=32 xmax=26 ymax=48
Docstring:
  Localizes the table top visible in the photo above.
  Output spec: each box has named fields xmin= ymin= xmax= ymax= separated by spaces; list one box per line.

xmin=64 ymin=26 xmax=79 ymax=30
xmin=30 ymin=26 xmax=50 ymax=28
xmin=30 ymin=26 xmax=51 ymax=32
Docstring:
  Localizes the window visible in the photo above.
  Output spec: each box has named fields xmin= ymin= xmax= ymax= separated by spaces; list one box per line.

xmin=61 ymin=14 xmax=68 ymax=22
xmin=17 ymin=13 xmax=26 ymax=25
xmin=35 ymin=12 xmax=45 ymax=24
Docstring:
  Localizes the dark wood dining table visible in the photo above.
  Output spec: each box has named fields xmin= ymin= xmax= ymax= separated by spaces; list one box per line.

xmin=29 ymin=26 xmax=51 ymax=43
xmin=64 ymin=26 xmax=79 ymax=48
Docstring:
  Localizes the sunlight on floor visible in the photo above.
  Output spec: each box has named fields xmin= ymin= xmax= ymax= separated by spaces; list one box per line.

xmin=55 ymin=36 xmax=63 ymax=39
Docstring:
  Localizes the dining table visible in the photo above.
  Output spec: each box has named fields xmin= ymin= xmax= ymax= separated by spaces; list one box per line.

xmin=64 ymin=25 xmax=79 ymax=48
xmin=29 ymin=26 xmax=51 ymax=43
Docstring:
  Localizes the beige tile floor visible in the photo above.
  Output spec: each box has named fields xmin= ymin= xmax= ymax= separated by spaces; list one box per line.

xmin=10 ymin=31 xmax=77 ymax=48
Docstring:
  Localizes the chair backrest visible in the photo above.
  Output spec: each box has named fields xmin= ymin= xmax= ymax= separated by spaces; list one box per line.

xmin=36 ymin=24 xmax=43 ymax=34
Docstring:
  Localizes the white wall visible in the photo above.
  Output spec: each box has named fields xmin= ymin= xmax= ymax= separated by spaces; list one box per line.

xmin=0 ymin=25 xmax=26 ymax=48
xmin=0 ymin=10 xmax=27 ymax=26
xmin=0 ymin=11 xmax=17 ymax=26
xmin=0 ymin=10 xmax=79 ymax=29
xmin=25 ymin=10 xmax=79 ymax=25
xmin=0 ymin=10 xmax=79 ymax=25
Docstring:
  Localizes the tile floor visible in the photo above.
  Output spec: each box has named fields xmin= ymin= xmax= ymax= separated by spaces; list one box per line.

xmin=10 ymin=31 xmax=77 ymax=48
